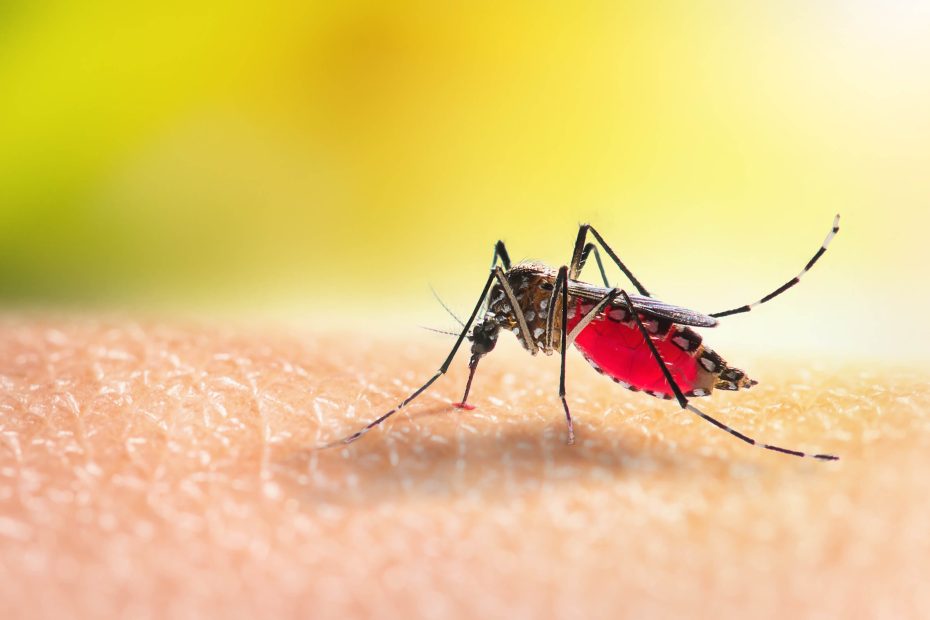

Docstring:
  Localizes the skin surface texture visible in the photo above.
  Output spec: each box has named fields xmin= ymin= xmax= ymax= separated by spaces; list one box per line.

xmin=0 ymin=317 xmax=928 ymax=619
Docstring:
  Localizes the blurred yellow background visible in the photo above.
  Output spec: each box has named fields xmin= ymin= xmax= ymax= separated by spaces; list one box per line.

xmin=1 ymin=2 xmax=928 ymax=359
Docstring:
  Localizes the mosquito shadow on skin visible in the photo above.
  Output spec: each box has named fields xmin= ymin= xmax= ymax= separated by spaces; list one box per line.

xmin=274 ymin=417 xmax=737 ymax=508
xmin=310 ymin=402 xmax=467 ymax=446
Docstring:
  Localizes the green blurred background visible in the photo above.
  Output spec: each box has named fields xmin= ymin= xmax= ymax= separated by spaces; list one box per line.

xmin=1 ymin=2 xmax=928 ymax=358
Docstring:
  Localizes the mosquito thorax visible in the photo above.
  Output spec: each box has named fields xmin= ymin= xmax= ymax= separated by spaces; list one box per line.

xmin=483 ymin=262 xmax=561 ymax=355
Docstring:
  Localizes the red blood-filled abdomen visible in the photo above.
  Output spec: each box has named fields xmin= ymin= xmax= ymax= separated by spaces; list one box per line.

xmin=566 ymin=301 xmax=700 ymax=397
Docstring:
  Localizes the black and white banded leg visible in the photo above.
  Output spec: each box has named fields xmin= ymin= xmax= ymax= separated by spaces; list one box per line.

xmin=711 ymin=214 xmax=840 ymax=318
xmin=319 ymin=270 xmax=497 ymax=448
xmin=569 ymin=224 xmax=652 ymax=296
xmin=619 ymin=290 xmax=839 ymax=461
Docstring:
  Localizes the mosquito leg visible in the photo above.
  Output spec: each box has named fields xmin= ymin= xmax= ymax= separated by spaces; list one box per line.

xmin=552 ymin=265 xmax=612 ymax=445
xmin=544 ymin=269 xmax=564 ymax=350
xmin=551 ymin=266 xmax=577 ymax=444
xmin=546 ymin=270 xmax=622 ymax=352
xmin=618 ymin=290 xmax=838 ymax=460
xmin=555 ymin=267 xmax=623 ymax=444
xmin=577 ymin=243 xmax=611 ymax=287
xmin=471 ymin=240 xmax=514 ymax=320
xmin=555 ymin=284 xmax=628 ymax=444
xmin=710 ymin=214 xmax=840 ymax=318
xmin=569 ymin=224 xmax=651 ymax=296
xmin=491 ymin=240 xmax=512 ymax=270
xmin=318 ymin=270 xmax=498 ymax=448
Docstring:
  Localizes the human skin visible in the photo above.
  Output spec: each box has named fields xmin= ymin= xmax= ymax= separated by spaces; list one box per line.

xmin=1 ymin=316 xmax=928 ymax=619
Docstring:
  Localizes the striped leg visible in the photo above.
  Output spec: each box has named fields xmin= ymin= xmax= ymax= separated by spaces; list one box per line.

xmin=318 ymin=270 xmax=498 ymax=448
xmin=711 ymin=214 xmax=840 ymax=319
xmin=618 ymin=290 xmax=839 ymax=461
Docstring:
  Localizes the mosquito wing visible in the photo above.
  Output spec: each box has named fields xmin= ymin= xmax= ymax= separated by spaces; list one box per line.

xmin=566 ymin=280 xmax=718 ymax=328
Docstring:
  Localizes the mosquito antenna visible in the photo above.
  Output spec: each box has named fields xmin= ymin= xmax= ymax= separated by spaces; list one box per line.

xmin=418 ymin=325 xmax=462 ymax=337
xmin=429 ymin=285 xmax=465 ymax=327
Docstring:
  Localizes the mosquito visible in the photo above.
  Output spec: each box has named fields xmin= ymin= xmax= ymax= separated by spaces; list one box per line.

xmin=323 ymin=215 xmax=841 ymax=460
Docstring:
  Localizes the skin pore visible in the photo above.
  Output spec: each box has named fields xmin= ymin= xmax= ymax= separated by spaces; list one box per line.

xmin=1 ymin=316 xmax=928 ymax=618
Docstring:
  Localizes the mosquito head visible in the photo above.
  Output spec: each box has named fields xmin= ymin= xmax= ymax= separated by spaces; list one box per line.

xmin=467 ymin=318 xmax=500 ymax=365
